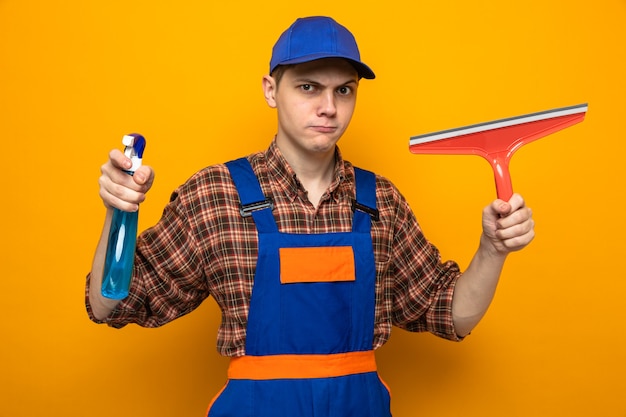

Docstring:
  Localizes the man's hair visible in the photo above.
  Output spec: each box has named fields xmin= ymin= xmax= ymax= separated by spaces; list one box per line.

xmin=270 ymin=64 xmax=294 ymax=88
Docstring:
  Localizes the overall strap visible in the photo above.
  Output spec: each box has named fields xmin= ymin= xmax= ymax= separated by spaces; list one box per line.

xmin=352 ymin=167 xmax=379 ymax=233
xmin=225 ymin=158 xmax=278 ymax=233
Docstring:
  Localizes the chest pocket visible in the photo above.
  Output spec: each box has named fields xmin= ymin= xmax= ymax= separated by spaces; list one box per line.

xmin=279 ymin=246 xmax=356 ymax=283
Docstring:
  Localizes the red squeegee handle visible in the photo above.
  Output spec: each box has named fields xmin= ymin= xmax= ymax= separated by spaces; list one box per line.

xmin=487 ymin=151 xmax=514 ymax=202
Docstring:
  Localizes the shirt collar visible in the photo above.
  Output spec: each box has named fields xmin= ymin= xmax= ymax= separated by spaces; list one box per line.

xmin=264 ymin=138 xmax=348 ymax=203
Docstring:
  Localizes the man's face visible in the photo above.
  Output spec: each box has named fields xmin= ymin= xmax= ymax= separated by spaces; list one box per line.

xmin=263 ymin=58 xmax=359 ymax=160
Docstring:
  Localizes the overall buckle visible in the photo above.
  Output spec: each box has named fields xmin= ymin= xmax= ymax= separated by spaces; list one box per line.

xmin=239 ymin=198 xmax=274 ymax=217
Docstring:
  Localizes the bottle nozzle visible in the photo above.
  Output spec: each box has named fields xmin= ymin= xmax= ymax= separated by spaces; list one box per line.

xmin=121 ymin=134 xmax=146 ymax=172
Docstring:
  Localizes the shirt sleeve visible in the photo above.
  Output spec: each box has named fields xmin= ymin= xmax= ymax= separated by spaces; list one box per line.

xmin=385 ymin=182 xmax=464 ymax=342
xmin=86 ymin=179 xmax=211 ymax=329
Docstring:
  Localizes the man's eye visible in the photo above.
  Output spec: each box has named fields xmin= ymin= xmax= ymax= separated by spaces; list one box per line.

xmin=301 ymin=84 xmax=313 ymax=91
xmin=338 ymin=86 xmax=352 ymax=95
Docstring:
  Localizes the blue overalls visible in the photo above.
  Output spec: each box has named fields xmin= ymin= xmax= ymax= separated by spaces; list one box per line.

xmin=207 ymin=158 xmax=391 ymax=417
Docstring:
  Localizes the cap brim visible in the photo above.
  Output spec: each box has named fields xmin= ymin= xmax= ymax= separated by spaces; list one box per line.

xmin=274 ymin=54 xmax=376 ymax=79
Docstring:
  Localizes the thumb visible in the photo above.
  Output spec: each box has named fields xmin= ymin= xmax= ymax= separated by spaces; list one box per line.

xmin=133 ymin=165 xmax=154 ymax=187
xmin=492 ymin=199 xmax=512 ymax=217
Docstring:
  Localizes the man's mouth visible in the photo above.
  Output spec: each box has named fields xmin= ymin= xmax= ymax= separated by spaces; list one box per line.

xmin=310 ymin=125 xmax=337 ymax=133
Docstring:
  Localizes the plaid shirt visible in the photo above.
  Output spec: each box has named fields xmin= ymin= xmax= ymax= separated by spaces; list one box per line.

xmin=87 ymin=140 xmax=462 ymax=356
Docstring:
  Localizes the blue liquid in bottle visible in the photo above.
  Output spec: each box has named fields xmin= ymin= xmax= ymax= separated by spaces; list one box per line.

xmin=101 ymin=206 xmax=139 ymax=299
xmin=101 ymin=133 xmax=145 ymax=300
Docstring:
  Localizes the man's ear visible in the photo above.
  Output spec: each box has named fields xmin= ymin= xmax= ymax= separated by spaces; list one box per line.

xmin=262 ymin=75 xmax=277 ymax=108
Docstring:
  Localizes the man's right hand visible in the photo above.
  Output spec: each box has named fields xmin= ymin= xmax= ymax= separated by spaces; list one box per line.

xmin=99 ymin=148 xmax=155 ymax=212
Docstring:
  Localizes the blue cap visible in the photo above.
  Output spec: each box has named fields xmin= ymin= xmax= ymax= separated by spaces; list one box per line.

xmin=270 ymin=16 xmax=375 ymax=79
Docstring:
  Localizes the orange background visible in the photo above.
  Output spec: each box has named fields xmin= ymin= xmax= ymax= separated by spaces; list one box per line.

xmin=1 ymin=1 xmax=625 ymax=416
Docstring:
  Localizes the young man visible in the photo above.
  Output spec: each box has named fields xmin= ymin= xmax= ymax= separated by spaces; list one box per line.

xmin=87 ymin=16 xmax=534 ymax=416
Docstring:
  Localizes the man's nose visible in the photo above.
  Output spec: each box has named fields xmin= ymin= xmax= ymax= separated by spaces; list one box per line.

xmin=317 ymin=91 xmax=337 ymax=117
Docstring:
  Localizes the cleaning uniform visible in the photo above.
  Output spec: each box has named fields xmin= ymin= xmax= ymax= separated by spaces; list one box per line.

xmin=206 ymin=158 xmax=392 ymax=417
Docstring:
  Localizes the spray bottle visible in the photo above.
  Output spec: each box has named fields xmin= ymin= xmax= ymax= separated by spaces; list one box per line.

xmin=101 ymin=133 xmax=146 ymax=299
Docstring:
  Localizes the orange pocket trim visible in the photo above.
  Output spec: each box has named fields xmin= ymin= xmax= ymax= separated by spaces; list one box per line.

xmin=227 ymin=351 xmax=377 ymax=380
xmin=205 ymin=381 xmax=229 ymax=415
xmin=279 ymin=246 xmax=355 ymax=283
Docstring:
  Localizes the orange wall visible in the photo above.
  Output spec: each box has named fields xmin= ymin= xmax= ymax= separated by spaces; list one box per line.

xmin=1 ymin=1 xmax=624 ymax=416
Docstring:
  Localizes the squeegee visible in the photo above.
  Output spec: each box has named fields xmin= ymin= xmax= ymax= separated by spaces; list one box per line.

xmin=409 ymin=103 xmax=588 ymax=201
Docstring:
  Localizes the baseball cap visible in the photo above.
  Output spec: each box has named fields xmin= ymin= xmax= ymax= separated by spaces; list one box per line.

xmin=269 ymin=16 xmax=376 ymax=79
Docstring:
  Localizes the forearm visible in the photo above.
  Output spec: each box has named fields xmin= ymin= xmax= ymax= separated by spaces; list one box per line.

xmin=88 ymin=209 xmax=123 ymax=320
xmin=452 ymin=194 xmax=535 ymax=336
xmin=452 ymin=234 xmax=507 ymax=337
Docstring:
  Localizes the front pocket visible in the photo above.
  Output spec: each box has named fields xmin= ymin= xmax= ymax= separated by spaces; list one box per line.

xmin=206 ymin=380 xmax=253 ymax=417
xmin=206 ymin=381 xmax=229 ymax=417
